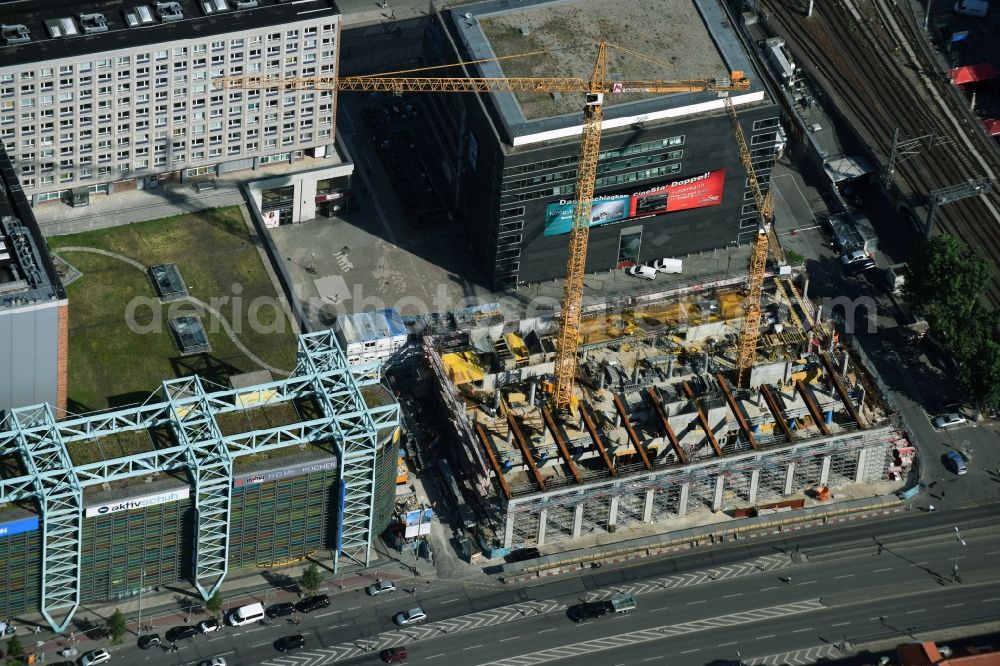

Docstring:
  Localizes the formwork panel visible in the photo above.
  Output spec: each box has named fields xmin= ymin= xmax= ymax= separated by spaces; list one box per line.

xmin=726 ymin=469 xmax=752 ymax=504
xmin=687 ymin=475 xmax=717 ymax=512
xmin=615 ymin=491 xmax=646 ymax=528
xmin=582 ymin=496 xmax=610 ymax=535
xmin=860 ymin=445 xmax=892 ymax=483
xmin=829 ymin=449 xmax=859 ymax=486
xmin=792 ymin=456 xmax=824 ymax=492
xmin=509 ymin=510 xmax=541 ymax=548
xmin=758 ymin=463 xmax=787 ymax=502
xmin=545 ymin=505 xmax=575 ymax=543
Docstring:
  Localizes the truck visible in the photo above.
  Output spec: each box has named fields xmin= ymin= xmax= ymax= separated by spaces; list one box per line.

xmin=568 ymin=593 xmax=636 ymax=622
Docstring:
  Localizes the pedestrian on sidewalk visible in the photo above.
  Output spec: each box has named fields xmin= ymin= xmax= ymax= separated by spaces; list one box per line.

xmin=294 ymin=616 xmax=301 ymax=627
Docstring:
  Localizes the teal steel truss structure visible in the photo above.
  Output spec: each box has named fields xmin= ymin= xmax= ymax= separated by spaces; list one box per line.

xmin=0 ymin=331 xmax=399 ymax=631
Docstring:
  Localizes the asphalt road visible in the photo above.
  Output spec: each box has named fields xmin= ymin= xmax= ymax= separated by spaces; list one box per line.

xmin=124 ymin=508 xmax=1000 ymax=666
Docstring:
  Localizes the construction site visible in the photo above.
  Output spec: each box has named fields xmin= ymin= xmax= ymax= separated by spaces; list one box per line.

xmin=423 ymin=274 xmax=913 ymax=556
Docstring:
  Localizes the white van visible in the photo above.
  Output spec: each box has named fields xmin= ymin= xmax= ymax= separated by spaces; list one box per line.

xmin=226 ymin=602 xmax=265 ymax=626
xmin=954 ymin=0 xmax=988 ymax=17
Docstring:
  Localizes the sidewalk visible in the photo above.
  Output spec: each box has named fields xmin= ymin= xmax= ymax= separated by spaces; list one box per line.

xmin=12 ymin=549 xmax=436 ymax=661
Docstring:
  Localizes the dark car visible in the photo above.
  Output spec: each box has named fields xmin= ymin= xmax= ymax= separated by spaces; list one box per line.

xmin=138 ymin=633 xmax=161 ymax=649
xmin=381 ymin=646 xmax=409 ymax=663
xmin=166 ymin=625 xmax=200 ymax=642
xmin=505 ymin=547 xmax=541 ymax=564
xmin=845 ymin=257 xmax=877 ymax=275
xmin=266 ymin=602 xmax=296 ymax=618
xmin=944 ymin=451 xmax=968 ymax=475
xmin=295 ymin=594 xmax=330 ymax=613
xmin=568 ymin=601 xmax=609 ymax=622
xmin=276 ymin=634 xmax=306 ymax=652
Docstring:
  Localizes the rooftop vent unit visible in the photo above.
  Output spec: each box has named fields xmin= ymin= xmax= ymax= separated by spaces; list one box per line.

xmin=0 ymin=24 xmax=31 ymax=45
xmin=200 ymin=0 xmax=229 ymax=14
xmin=79 ymin=13 xmax=109 ymax=34
xmin=124 ymin=5 xmax=156 ymax=26
xmin=45 ymin=17 xmax=80 ymax=38
xmin=155 ymin=1 xmax=184 ymax=22
xmin=233 ymin=0 xmax=258 ymax=8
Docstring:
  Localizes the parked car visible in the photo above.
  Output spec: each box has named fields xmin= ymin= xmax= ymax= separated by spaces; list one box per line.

xmin=197 ymin=618 xmax=220 ymax=633
xmin=840 ymin=249 xmax=870 ymax=266
xmin=381 ymin=646 xmax=409 ymax=663
xmin=568 ymin=601 xmax=609 ymax=622
xmin=276 ymin=634 xmax=306 ymax=652
xmin=81 ymin=649 xmax=112 ymax=666
xmin=166 ymin=625 xmax=199 ymax=642
xmin=932 ymin=413 xmax=967 ymax=430
xmin=295 ymin=594 xmax=330 ymax=613
xmin=393 ymin=608 xmax=427 ymax=626
xmin=137 ymin=634 xmax=161 ymax=649
xmin=198 ymin=659 xmax=227 ymax=666
xmin=648 ymin=257 xmax=683 ymax=273
xmin=266 ymin=602 xmax=295 ymax=618
xmin=367 ymin=580 xmax=397 ymax=596
xmin=944 ymin=451 xmax=968 ymax=475
xmin=625 ymin=265 xmax=657 ymax=280
xmin=845 ymin=257 xmax=877 ymax=274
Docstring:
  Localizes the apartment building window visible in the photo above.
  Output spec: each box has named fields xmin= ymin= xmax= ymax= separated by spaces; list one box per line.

xmin=60 ymin=77 xmax=73 ymax=89
xmin=172 ymin=47 xmax=187 ymax=58
xmin=117 ymin=69 xmax=131 ymax=80
xmin=21 ymin=83 xmax=35 ymax=95
xmin=249 ymin=48 xmax=261 ymax=59
xmin=211 ymin=55 xmax=225 ymax=66
xmin=304 ymin=39 xmax=316 ymax=50
xmin=136 ymin=53 xmax=150 ymax=64
xmin=267 ymin=46 xmax=280 ymax=56
xmin=20 ymin=72 xmax=33 ymax=81
xmin=193 ymin=58 xmax=207 ymax=69
xmin=227 ymin=131 xmax=240 ymax=142
xmin=193 ymin=44 xmax=206 ymax=55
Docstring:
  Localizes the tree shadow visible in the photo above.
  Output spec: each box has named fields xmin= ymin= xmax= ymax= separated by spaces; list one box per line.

xmin=261 ymin=570 xmax=299 ymax=594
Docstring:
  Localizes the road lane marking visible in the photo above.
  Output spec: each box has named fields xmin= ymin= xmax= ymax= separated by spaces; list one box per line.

xmin=985 ymin=550 xmax=1000 ymax=556
xmin=463 ymin=645 xmax=483 ymax=651
xmin=316 ymin=610 xmax=342 ymax=618
xmin=915 ymin=561 xmax=930 ymax=565
xmin=251 ymin=640 xmax=272 ymax=647
xmin=983 ymin=598 xmax=1000 ymax=603
xmin=644 ymin=657 xmax=664 ymax=661
xmin=906 ymin=609 xmax=926 ymax=615
xmin=538 ymin=628 xmax=557 ymax=633
xmin=796 ymin=580 xmax=818 ymax=586
xmin=834 ymin=574 xmax=854 ymax=579
xmin=718 ymin=641 xmax=738 ymax=647
xmin=873 ymin=568 xmax=892 ymax=573
xmin=724 ymin=593 xmax=743 ymax=598
xmin=440 ymin=598 xmax=461 ymax=604
xmin=945 ymin=604 xmax=964 ymax=608
xmin=757 ymin=634 xmax=776 ymax=640
xmin=649 ymin=606 xmax=670 ymax=612
xmin=500 ymin=636 xmax=520 ymax=641
xmin=791 ymin=628 xmax=813 ymax=633
xmin=831 ymin=622 xmax=850 ymax=627
xmin=347 ymin=606 xmax=360 ymax=611
xmin=760 ymin=586 xmax=780 ymax=591
xmin=687 ymin=600 xmax=706 ymax=605
xmin=680 ymin=649 xmax=701 ymax=654
xmin=426 ymin=654 xmax=444 ymax=660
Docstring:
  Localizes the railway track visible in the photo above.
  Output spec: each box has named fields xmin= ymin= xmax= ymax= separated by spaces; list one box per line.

xmin=760 ymin=0 xmax=1000 ymax=308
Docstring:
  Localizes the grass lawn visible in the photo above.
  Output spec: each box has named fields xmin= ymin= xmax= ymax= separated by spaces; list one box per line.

xmin=49 ymin=207 xmax=299 ymax=412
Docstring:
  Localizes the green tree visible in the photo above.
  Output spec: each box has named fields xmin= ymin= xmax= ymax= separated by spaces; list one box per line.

xmin=205 ymin=591 xmax=224 ymax=618
xmin=107 ymin=608 xmax=127 ymax=646
xmin=960 ymin=338 xmax=1000 ymax=408
xmin=298 ymin=563 xmax=323 ymax=596
xmin=6 ymin=634 xmax=23 ymax=666
xmin=902 ymin=234 xmax=993 ymax=340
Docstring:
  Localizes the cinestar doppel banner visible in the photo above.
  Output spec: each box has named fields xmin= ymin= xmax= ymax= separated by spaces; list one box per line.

xmin=543 ymin=169 xmax=726 ymax=236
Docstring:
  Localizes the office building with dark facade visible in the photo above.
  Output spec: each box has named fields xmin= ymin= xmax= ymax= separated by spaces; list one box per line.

xmin=423 ymin=0 xmax=783 ymax=287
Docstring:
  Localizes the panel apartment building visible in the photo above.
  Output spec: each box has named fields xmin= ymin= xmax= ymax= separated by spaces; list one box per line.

xmin=422 ymin=0 xmax=784 ymax=287
xmin=0 ymin=0 xmax=342 ymax=206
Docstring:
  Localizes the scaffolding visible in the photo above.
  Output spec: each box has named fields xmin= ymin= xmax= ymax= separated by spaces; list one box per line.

xmin=0 ymin=331 xmax=399 ymax=631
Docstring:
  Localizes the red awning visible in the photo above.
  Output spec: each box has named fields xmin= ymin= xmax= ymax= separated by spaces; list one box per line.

xmin=950 ymin=63 xmax=999 ymax=85
xmin=983 ymin=119 xmax=1000 ymax=137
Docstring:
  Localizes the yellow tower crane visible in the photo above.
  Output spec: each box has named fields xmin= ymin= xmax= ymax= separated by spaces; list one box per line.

xmin=724 ymin=96 xmax=784 ymax=387
xmin=218 ymin=44 xmax=750 ymax=411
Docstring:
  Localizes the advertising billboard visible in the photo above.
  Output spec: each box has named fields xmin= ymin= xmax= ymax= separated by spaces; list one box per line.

xmin=543 ymin=169 xmax=726 ymax=236
xmin=85 ymin=488 xmax=191 ymax=518
xmin=233 ymin=457 xmax=339 ymax=488
xmin=0 ymin=515 xmax=39 ymax=539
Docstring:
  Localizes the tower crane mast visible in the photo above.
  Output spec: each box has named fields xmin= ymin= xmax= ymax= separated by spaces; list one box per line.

xmin=218 ymin=46 xmax=751 ymax=411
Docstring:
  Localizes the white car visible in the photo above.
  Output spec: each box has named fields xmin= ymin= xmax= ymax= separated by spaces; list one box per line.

xmin=648 ymin=258 xmax=683 ymax=274
xmin=199 ymin=659 xmax=227 ymax=666
xmin=625 ymin=265 xmax=657 ymax=280
xmin=366 ymin=580 xmax=397 ymax=596
xmin=81 ymin=649 xmax=112 ymax=666
xmin=197 ymin=618 xmax=221 ymax=633
xmin=394 ymin=607 xmax=427 ymax=626
xmin=840 ymin=250 xmax=870 ymax=266
xmin=932 ymin=413 xmax=967 ymax=429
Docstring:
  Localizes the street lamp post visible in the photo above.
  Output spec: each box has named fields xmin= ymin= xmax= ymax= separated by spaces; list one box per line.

xmin=136 ymin=569 xmax=146 ymax=634
xmin=953 ymin=526 xmax=966 ymax=582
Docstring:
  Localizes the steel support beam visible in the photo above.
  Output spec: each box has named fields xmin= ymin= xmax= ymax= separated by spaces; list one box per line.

xmin=819 ymin=352 xmax=867 ymax=429
xmin=579 ymin=402 xmax=616 ymax=477
xmin=683 ymin=381 xmax=723 ymax=457
xmin=796 ymin=379 xmax=830 ymax=436
xmin=760 ymin=384 xmax=794 ymax=442
xmin=612 ymin=394 xmax=652 ymax=470
xmin=506 ymin=412 xmax=546 ymax=492
xmin=475 ymin=423 xmax=512 ymax=500
xmin=716 ymin=374 xmax=759 ymax=450
xmin=644 ymin=387 xmax=687 ymax=464
xmin=541 ymin=405 xmax=582 ymax=484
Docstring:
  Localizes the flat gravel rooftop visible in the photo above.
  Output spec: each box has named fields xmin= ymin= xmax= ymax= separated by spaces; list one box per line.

xmin=479 ymin=0 xmax=728 ymax=120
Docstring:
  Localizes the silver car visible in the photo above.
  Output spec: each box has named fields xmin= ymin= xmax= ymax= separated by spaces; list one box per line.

xmin=394 ymin=607 xmax=427 ymax=626
xmin=366 ymin=580 xmax=396 ymax=596
xmin=932 ymin=413 xmax=967 ymax=429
